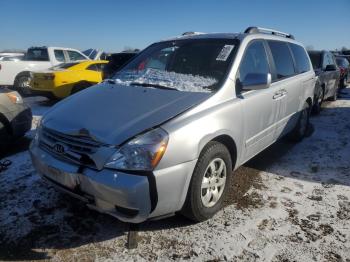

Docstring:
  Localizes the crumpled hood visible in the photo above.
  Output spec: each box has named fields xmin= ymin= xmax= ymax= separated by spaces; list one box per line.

xmin=43 ymin=83 xmax=210 ymax=145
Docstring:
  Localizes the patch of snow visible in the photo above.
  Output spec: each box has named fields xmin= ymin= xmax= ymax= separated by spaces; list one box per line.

xmin=0 ymin=88 xmax=350 ymax=261
xmin=112 ymin=68 xmax=216 ymax=93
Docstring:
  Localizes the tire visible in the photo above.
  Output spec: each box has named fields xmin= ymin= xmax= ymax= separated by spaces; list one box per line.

xmin=339 ymin=77 xmax=346 ymax=89
xmin=71 ymin=81 xmax=92 ymax=95
xmin=344 ymin=75 xmax=348 ymax=86
xmin=14 ymin=72 xmax=32 ymax=96
xmin=312 ymin=87 xmax=324 ymax=115
xmin=181 ymin=141 xmax=232 ymax=222
xmin=289 ymin=101 xmax=310 ymax=142
xmin=0 ymin=121 xmax=10 ymax=148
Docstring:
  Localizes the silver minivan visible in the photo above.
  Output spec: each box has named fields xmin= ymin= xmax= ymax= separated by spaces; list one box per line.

xmin=30 ymin=27 xmax=315 ymax=223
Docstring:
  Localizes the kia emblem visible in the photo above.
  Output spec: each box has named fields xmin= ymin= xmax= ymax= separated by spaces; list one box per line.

xmin=53 ymin=143 xmax=65 ymax=154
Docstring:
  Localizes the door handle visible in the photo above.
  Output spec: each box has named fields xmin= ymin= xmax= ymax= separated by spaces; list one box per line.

xmin=273 ymin=92 xmax=283 ymax=99
xmin=273 ymin=89 xmax=287 ymax=99
xmin=280 ymin=89 xmax=288 ymax=95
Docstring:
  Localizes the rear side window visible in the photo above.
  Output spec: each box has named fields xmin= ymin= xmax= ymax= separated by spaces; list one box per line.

xmin=336 ymin=58 xmax=349 ymax=67
xmin=54 ymin=50 xmax=65 ymax=62
xmin=322 ymin=52 xmax=334 ymax=68
xmin=289 ymin=44 xmax=310 ymax=73
xmin=67 ymin=51 xmax=87 ymax=61
xmin=268 ymin=41 xmax=295 ymax=80
xmin=238 ymin=41 xmax=270 ymax=83
xmin=308 ymin=52 xmax=321 ymax=69
xmin=87 ymin=63 xmax=104 ymax=72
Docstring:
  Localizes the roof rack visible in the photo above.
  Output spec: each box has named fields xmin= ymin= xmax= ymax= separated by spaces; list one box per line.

xmin=182 ymin=31 xmax=205 ymax=36
xmin=244 ymin=26 xmax=295 ymax=40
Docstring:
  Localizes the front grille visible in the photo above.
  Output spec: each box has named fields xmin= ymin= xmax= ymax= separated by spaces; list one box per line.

xmin=39 ymin=127 xmax=102 ymax=168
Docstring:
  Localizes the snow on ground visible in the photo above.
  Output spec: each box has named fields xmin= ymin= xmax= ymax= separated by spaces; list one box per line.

xmin=0 ymin=88 xmax=349 ymax=261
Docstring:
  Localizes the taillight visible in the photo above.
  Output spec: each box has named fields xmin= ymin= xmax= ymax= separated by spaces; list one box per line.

xmin=44 ymin=74 xmax=55 ymax=80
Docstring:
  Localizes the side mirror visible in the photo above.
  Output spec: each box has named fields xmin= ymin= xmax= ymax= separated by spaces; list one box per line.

xmin=242 ymin=73 xmax=271 ymax=90
xmin=325 ymin=64 xmax=337 ymax=71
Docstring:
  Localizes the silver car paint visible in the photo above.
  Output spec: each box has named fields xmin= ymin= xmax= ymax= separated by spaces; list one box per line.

xmin=43 ymin=84 xmax=210 ymax=146
xmin=30 ymin=32 xmax=315 ymax=223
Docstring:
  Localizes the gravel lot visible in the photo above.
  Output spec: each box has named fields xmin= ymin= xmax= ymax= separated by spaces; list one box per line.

xmin=0 ymin=87 xmax=349 ymax=261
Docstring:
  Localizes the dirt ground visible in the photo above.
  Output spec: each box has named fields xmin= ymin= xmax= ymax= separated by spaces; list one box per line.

xmin=0 ymin=87 xmax=349 ymax=262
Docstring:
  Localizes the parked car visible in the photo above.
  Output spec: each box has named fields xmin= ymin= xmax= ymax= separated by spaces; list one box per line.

xmin=0 ymin=52 xmax=25 ymax=62
xmin=30 ymin=27 xmax=315 ymax=223
xmin=308 ymin=50 xmax=340 ymax=113
xmin=0 ymin=56 xmax=24 ymax=62
xmin=0 ymin=46 xmax=89 ymax=95
xmin=0 ymin=87 xmax=32 ymax=147
xmin=342 ymin=55 xmax=350 ymax=63
xmin=335 ymin=56 xmax=350 ymax=88
xmin=102 ymin=51 xmax=138 ymax=79
xmin=30 ymin=60 xmax=108 ymax=99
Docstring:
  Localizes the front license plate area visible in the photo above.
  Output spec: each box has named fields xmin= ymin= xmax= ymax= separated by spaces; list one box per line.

xmin=47 ymin=165 xmax=63 ymax=177
xmin=45 ymin=164 xmax=80 ymax=189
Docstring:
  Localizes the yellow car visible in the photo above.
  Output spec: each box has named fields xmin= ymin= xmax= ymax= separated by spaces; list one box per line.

xmin=30 ymin=60 xmax=108 ymax=99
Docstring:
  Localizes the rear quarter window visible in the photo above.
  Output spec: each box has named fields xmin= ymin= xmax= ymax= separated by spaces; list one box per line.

xmin=289 ymin=44 xmax=310 ymax=73
xmin=268 ymin=41 xmax=295 ymax=80
xmin=54 ymin=50 xmax=65 ymax=62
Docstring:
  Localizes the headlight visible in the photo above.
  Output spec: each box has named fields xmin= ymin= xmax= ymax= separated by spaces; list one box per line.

xmin=6 ymin=91 xmax=23 ymax=104
xmin=105 ymin=128 xmax=169 ymax=171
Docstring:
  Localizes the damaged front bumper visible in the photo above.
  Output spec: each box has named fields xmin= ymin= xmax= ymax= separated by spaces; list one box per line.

xmin=29 ymin=144 xmax=155 ymax=223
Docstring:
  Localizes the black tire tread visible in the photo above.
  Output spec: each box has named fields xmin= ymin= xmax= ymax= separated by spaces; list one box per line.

xmin=181 ymin=141 xmax=232 ymax=222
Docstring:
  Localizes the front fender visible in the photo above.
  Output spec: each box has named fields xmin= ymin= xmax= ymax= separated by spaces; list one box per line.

xmin=158 ymin=98 xmax=244 ymax=170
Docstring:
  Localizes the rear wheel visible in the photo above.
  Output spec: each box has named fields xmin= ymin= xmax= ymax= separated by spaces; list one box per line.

xmin=181 ymin=141 xmax=232 ymax=222
xmin=14 ymin=72 xmax=32 ymax=96
xmin=312 ymin=87 xmax=324 ymax=115
xmin=71 ymin=81 xmax=92 ymax=95
xmin=289 ymin=101 xmax=310 ymax=142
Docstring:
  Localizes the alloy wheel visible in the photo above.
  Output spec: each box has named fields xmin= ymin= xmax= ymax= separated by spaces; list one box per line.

xmin=201 ymin=158 xmax=227 ymax=208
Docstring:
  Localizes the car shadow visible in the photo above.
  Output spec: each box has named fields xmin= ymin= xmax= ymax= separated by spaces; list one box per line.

xmin=0 ymin=93 xmax=349 ymax=260
xmin=0 ymin=136 xmax=32 ymax=159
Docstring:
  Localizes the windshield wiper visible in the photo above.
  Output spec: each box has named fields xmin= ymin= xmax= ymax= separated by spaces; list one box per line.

xmin=130 ymin=82 xmax=178 ymax=91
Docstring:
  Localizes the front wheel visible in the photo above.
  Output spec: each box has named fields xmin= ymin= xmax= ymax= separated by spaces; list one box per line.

xmin=0 ymin=121 xmax=10 ymax=148
xmin=181 ymin=141 xmax=232 ymax=222
xmin=330 ymin=86 xmax=338 ymax=101
xmin=289 ymin=102 xmax=310 ymax=142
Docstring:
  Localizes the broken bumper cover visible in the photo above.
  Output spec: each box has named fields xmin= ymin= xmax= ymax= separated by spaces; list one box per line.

xmin=29 ymin=145 xmax=154 ymax=223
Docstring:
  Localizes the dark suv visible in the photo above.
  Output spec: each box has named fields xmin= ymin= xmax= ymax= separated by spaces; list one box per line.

xmin=308 ymin=50 xmax=340 ymax=113
xmin=102 ymin=51 xmax=138 ymax=80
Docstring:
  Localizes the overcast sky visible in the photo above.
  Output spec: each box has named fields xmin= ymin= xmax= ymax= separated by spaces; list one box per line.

xmin=2 ymin=0 xmax=350 ymax=52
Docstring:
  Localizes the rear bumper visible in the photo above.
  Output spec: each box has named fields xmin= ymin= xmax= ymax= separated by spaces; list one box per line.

xmin=29 ymin=89 xmax=58 ymax=99
xmin=31 ymin=81 xmax=73 ymax=99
